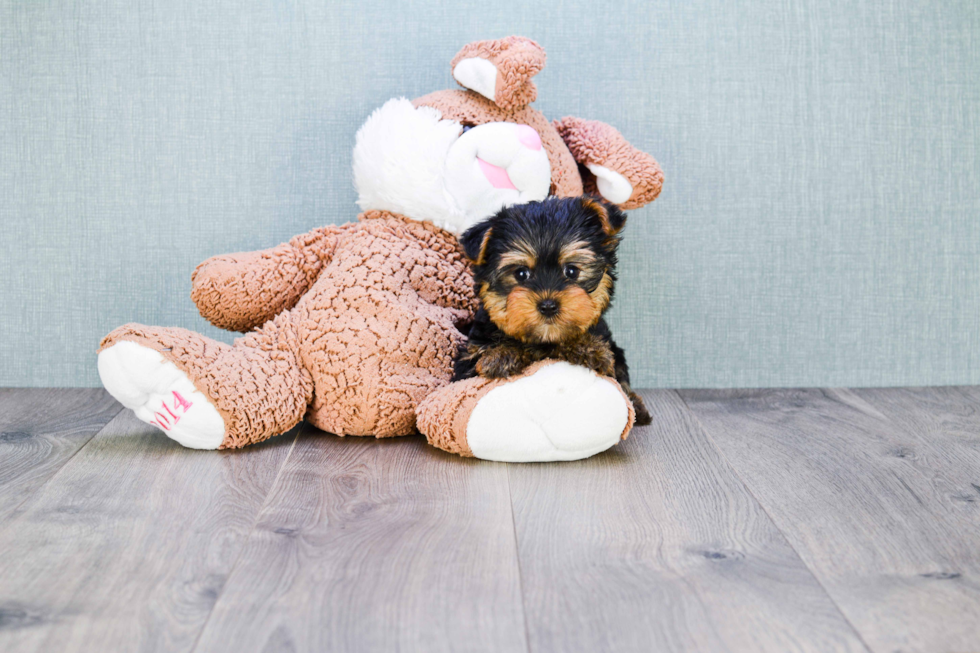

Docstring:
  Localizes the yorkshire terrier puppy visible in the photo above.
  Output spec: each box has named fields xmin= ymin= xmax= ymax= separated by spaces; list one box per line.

xmin=453 ymin=196 xmax=651 ymax=426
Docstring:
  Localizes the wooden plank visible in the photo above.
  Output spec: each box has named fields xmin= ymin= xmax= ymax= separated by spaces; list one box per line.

xmin=0 ymin=388 xmax=122 ymax=521
xmin=851 ymin=386 xmax=980 ymax=504
xmin=509 ymin=389 xmax=867 ymax=653
xmin=192 ymin=431 xmax=527 ymax=653
xmin=0 ymin=410 xmax=296 ymax=653
xmin=681 ymin=387 xmax=980 ymax=653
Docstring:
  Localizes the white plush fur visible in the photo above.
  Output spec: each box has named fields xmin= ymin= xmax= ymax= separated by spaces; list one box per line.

xmin=353 ymin=102 xmax=628 ymax=462
xmin=353 ymin=98 xmax=467 ymax=233
xmin=465 ymin=362 xmax=629 ymax=462
xmin=98 ymin=341 xmax=225 ymax=450
xmin=352 ymin=98 xmax=551 ymax=235
xmin=99 ymin=99 xmax=631 ymax=461
xmin=443 ymin=122 xmax=551 ymax=229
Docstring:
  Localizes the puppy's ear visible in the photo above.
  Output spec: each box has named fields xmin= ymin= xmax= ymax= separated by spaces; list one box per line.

xmin=460 ymin=221 xmax=494 ymax=265
xmin=582 ymin=197 xmax=626 ymax=236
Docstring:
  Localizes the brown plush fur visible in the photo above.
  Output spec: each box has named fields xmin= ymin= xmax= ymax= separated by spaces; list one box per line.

xmin=102 ymin=212 xmax=476 ymax=447
xmin=450 ymin=36 xmax=547 ymax=110
xmin=413 ymin=90 xmax=584 ymax=199
xmin=554 ymin=117 xmax=664 ymax=209
xmin=100 ymin=36 xmax=663 ymax=452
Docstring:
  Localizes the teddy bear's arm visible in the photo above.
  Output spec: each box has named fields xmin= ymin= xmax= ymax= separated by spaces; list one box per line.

xmin=190 ymin=225 xmax=346 ymax=332
xmin=553 ymin=117 xmax=664 ymax=210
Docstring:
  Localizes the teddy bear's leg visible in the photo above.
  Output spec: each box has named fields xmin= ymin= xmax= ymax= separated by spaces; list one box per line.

xmin=417 ymin=360 xmax=635 ymax=462
xmin=98 ymin=313 xmax=313 ymax=449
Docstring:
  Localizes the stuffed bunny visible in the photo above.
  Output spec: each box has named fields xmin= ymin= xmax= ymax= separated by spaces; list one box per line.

xmin=98 ymin=36 xmax=662 ymax=461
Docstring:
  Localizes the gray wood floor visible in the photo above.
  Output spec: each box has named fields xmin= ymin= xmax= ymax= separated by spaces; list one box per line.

xmin=1 ymin=387 xmax=978 ymax=653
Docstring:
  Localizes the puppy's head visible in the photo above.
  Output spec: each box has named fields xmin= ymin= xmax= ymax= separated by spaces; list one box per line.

xmin=460 ymin=196 xmax=625 ymax=344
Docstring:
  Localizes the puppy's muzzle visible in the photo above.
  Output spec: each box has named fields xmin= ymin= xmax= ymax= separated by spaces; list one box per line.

xmin=537 ymin=298 xmax=560 ymax=318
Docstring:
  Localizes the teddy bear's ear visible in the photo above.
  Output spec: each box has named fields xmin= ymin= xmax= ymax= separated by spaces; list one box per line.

xmin=451 ymin=36 xmax=546 ymax=110
xmin=459 ymin=221 xmax=494 ymax=265
xmin=554 ymin=117 xmax=664 ymax=210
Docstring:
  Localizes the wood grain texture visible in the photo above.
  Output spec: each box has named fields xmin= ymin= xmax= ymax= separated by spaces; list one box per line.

xmin=192 ymin=430 xmax=527 ymax=653
xmin=508 ymin=389 xmax=868 ymax=653
xmin=852 ymin=386 xmax=980 ymax=508
xmin=0 ymin=388 xmax=122 ymax=521
xmin=0 ymin=410 xmax=296 ymax=653
xmin=681 ymin=388 xmax=980 ymax=653
xmin=4 ymin=387 xmax=979 ymax=652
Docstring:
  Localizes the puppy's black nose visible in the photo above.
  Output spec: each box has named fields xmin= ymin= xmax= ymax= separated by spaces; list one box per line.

xmin=537 ymin=298 xmax=560 ymax=317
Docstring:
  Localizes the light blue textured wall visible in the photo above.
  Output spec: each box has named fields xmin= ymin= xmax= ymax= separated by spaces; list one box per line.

xmin=2 ymin=0 xmax=979 ymax=388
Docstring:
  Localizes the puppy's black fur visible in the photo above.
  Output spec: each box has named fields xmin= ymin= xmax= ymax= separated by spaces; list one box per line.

xmin=453 ymin=196 xmax=651 ymax=426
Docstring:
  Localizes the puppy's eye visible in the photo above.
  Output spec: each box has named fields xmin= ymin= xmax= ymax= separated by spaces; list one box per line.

xmin=461 ymin=124 xmax=474 ymax=134
xmin=563 ymin=264 xmax=580 ymax=280
xmin=514 ymin=266 xmax=531 ymax=283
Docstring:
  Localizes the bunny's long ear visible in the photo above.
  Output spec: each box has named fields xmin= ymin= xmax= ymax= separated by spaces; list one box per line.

xmin=451 ymin=36 xmax=546 ymax=110
xmin=554 ymin=117 xmax=664 ymax=210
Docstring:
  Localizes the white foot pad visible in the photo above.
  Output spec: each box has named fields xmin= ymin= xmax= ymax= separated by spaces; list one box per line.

xmin=465 ymin=362 xmax=629 ymax=462
xmin=98 ymin=341 xmax=226 ymax=449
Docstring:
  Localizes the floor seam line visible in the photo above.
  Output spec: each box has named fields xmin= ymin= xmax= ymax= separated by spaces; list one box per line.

xmin=187 ymin=426 xmax=302 ymax=653
xmin=2 ymin=402 xmax=125 ymax=525
xmin=506 ymin=465 xmax=534 ymax=653
xmin=672 ymin=389 xmax=877 ymax=653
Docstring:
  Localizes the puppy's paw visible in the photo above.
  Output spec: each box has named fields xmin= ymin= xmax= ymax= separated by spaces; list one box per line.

xmin=475 ymin=344 xmax=532 ymax=378
xmin=557 ymin=335 xmax=616 ymax=377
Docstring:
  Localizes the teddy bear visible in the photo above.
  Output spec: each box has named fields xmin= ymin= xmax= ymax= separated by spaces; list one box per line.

xmin=97 ymin=36 xmax=663 ymax=462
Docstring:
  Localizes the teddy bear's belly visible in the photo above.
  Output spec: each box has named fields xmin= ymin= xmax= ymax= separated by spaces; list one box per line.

xmin=294 ymin=287 xmax=467 ymax=438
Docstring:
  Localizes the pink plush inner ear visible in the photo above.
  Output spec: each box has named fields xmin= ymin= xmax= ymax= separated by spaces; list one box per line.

xmin=477 ymin=158 xmax=518 ymax=190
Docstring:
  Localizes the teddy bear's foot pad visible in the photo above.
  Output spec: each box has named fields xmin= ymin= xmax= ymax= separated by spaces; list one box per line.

xmin=98 ymin=341 xmax=225 ymax=449
xmin=466 ymin=362 xmax=629 ymax=462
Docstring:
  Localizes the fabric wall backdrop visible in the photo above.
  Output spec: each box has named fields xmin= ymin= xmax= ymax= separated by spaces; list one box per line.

xmin=2 ymin=0 xmax=978 ymax=388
